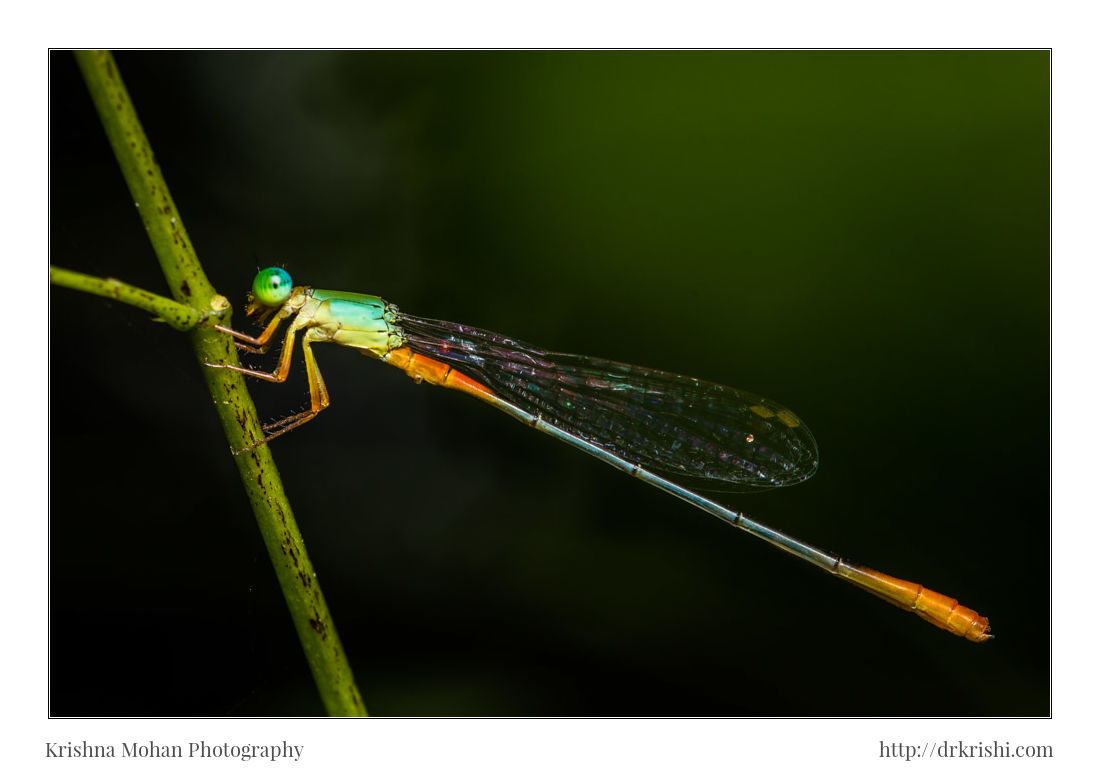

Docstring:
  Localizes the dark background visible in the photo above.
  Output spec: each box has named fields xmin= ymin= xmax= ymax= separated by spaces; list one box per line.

xmin=50 ymin=51 xmax=1049 ymax=716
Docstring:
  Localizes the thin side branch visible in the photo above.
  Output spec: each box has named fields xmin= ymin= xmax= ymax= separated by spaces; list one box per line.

xmin=49 ymin=265 xmax=209 ymax=331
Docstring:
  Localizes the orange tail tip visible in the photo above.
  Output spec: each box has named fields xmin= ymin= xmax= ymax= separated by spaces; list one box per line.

xmin=838 ymin=563 xmax=992 ymax=643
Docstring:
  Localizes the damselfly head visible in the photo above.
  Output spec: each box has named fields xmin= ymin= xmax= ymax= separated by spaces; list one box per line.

xmin=246 ymin=267 xmax=293 ymax=320
xmin=251 ymin=267 xmax=293 ymax=307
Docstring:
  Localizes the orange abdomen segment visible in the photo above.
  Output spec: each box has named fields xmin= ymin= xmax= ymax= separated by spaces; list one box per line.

xmin=837 ymin=562 xmax=991 ymax=642
xmin=384 ymin=346 xmax=497 ymax=402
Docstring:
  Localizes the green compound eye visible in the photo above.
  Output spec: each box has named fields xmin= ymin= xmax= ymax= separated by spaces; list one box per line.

xmin=252 ymin=267 xmax=293 ymax=307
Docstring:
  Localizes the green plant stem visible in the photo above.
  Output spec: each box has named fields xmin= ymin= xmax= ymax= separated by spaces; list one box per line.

xmin=69 ymin=50 xmax=366 ymax=716
xmin=49 ymin=265 xmax=207 ymax=330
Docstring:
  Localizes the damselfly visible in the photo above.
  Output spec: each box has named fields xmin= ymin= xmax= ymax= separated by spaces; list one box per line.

xmin=207 ymin=267 xmax=991 ymax=642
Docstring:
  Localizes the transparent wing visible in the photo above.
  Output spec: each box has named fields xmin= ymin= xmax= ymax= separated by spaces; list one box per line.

xmin=397 ymin=313 xmax=819 ymax=492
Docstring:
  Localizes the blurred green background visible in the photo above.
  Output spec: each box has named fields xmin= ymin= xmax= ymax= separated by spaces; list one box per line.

xmin=50 ymin=51 xmax=1048 ymax=716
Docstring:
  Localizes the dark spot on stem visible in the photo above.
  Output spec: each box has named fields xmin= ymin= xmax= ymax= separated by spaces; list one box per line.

xmin=312 ymin=610 xmax=328 ymax=639
xmin=180 ymin=280 xmax=191 ymax=297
